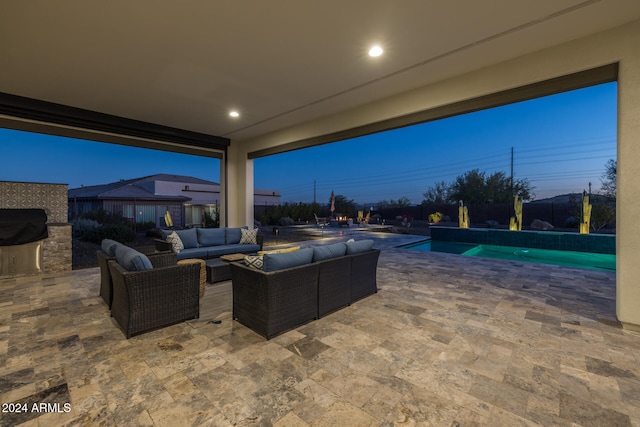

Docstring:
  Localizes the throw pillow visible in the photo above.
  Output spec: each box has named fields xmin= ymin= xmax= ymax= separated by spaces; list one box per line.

xmin=240 ymin=228 xmax=258 ymax=244
xmin=244 ymin=255 xmax=264 ymax=270
xmin=257 ymin=246 xmax=300 ymax=256
xmin=166 ymin=231 xmax=184 ymax=253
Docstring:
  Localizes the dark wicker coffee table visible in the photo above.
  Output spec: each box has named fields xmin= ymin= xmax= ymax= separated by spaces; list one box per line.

xmin=205 ymin=258 xmax=232 ymax=283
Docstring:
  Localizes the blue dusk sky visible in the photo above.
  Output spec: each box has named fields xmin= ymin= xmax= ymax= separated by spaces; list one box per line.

xmin=0 ymin=82 xmax=616 ymax=206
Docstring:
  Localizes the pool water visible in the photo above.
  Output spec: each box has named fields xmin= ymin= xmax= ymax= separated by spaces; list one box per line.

xmin=404 ymin=240 xmax=616 ymax=271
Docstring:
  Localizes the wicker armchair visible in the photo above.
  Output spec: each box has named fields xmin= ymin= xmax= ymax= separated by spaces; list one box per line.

xmin=230 ymin=262 xmax=320 ymax=339
xmin=97 ymin=249 xmax=175 ymax=309
xmin=108 ymin=259 xmax=200 ymax=338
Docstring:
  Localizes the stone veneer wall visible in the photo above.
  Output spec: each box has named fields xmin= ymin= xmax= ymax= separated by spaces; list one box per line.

xmin=0 ymin=181 xmax=72 ymax=274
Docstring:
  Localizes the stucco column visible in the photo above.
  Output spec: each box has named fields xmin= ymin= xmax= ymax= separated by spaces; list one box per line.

xmin=616 ymin=46 xmax=640 ymax=331
xmin=226 ymin=141 xmax=255 ymax=228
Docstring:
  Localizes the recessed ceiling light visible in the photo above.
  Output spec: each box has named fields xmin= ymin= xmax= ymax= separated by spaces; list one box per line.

xmin=368 ymin=45 xmax=383 ymax=57
xmin=229 ymin=111 xmax=239 ymax=118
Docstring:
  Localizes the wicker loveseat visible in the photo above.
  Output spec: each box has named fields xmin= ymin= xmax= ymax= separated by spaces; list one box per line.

xmin=230 ymin=240 xmax=380 ymax=339
xmin=155 ymin=227 xmax=263 ymax=261
xmin=101 ymin=240 xmax=200 ymax=338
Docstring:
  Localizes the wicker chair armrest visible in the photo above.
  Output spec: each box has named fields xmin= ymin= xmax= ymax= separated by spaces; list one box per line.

xmin=137 ymin=245 xmax=157 ymax=255
xmin=110 ymin=261 xmax=198 ymax=290
xmin=148 ymin=251 xmax=177 ymax=268
xmin=96 ymin=250 xmax=115 ymax=308
xmin=154 ymin=238 xmax=172 ymax=252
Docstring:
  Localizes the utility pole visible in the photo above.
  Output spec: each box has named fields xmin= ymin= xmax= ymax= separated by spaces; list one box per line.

xmin=510 ymin=147 xmax=514 ymax=197
xmin=313 ymin=180 xmax=316 ymax=204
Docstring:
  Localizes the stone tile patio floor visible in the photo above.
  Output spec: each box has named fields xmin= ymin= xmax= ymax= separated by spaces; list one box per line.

xmin=1 ymin=230 xmax=639 ymax=426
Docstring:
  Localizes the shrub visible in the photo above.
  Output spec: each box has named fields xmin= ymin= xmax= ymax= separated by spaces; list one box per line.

xmin=428 ymin=212 xmax=444 ymax=224
xmin=278 ymin=217 xmax=295 ymax=226
xmin=203 ymin=211 xmax=219 ymax=228
xmin=80 ymin=223 xmax=136 ymax=244
xmin=79 ymin=209 xmax=125 ymax=225
xmin=258 ymin=202 xmax=324 ymax=225
xmin=72 ymin=218 xmax=100 ymax=238
xmin=146 ymin=228 xmax=163 ymax=238
xmin=565 ymin=216 xmax=579 ymax=228
xmin=136 ymin=221 xmax=157 ymax=232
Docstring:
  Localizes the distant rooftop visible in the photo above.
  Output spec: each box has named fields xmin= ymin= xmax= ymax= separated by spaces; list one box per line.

xmin=67 ymin=174 xmax=218 ymax=200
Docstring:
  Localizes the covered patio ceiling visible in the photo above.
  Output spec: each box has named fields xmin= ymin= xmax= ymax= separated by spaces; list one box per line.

xmin=1 ymin=1 xmax=640 ymax=153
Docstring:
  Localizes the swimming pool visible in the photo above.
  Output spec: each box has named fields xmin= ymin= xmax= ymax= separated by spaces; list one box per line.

xmin=403 ymin=240 xmax=616 ymax=271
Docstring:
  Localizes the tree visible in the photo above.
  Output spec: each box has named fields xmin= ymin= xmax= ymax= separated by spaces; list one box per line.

xmin=590 ymin=202 xmax=616 ymax=232
xmin=446 ymin=169 xmax=534 ymax=204
xmin=331 ymin=194 xmax=356 ymax=217
xmin=396 ymin=196 xmax=412 ymax=207
xmin=449 ymin=169 xmax=487 ymax=204
xmin=484 ymin=172 xmax=513 ymax=204
xmin=511 ymin=178 xmax=535 ymax=202
xmin=600 ymin=159 xmax=616 ymax=200
xmin=377 ymin=197 xmax=412 ymax=209
xmin=422 ymin=181 xmax=451 ymax=204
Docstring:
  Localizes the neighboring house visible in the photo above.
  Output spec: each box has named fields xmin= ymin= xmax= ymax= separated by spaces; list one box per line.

xmin=68 ymin=174 xmax=280 ymax=227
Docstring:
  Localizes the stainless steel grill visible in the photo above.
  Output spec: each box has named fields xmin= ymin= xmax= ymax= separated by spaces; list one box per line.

xmin=0 ymin=240 xmax=42 ymax=276
xmin=0 ymin=208 xmax=48 ymax=277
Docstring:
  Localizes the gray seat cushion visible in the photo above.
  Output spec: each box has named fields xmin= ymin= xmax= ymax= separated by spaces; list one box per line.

xmin=175 ymin=228 xmax=199 ymax=249
xmin=207 ymin=243 xmax=260 ymax=258
xmin=312 ymin=242 xmax=347 ymax=262
xmin=176 ymin=247 xmax=210 ymax=260
xmin=225 ymin=227 xmax=247 ymax=244
xmin=263 ymin=247 xmax=314 ymax=272
xmin=197 ymin=228 xmax=225 ymax=247
xmin=115 ymin=245 xmax=153 ymax=271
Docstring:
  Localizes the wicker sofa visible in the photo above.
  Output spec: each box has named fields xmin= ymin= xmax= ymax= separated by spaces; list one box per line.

xmin=155 ymin=227 xmax=263 ymax=261
xmin=230 ymin=240 xmax=380 ymax=339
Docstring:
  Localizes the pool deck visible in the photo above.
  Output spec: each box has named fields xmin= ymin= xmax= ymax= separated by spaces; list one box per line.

xmin=1 ymin=229 xmax=638 ymax=426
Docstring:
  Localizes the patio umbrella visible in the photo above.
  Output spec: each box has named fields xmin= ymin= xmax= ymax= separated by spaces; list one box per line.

xmin=330 ymin=191 xmax=335 ymax=218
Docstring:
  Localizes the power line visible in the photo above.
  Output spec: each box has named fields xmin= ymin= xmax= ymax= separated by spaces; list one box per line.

xmin=268 ymin=136 xmax=616 ymax=202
